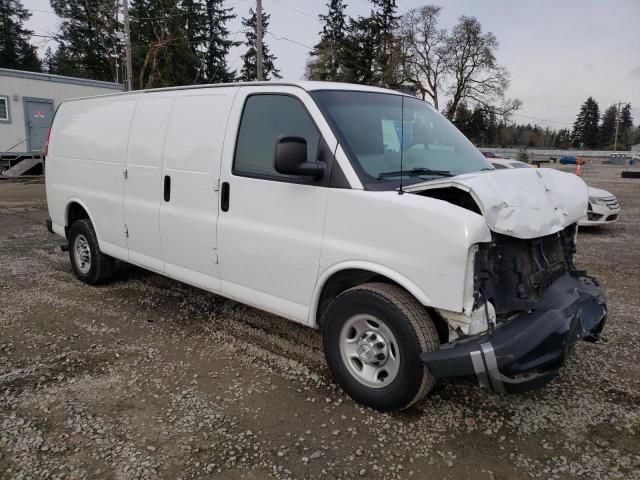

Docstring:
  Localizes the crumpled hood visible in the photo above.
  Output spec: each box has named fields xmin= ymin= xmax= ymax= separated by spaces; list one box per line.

xmin=407 ymin=168 xmax=588 ymax=239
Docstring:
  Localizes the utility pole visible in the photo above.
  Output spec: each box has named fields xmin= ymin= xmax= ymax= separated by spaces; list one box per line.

xmin=110 ymin=50 xmax=120 ymax=84
xmin=613 ymin=102 xmax=622 ymax=151
xmin=256 ymin=0 xmax=263 ymax=81
xmin=123 ymin=0 xmax=133 ymax=91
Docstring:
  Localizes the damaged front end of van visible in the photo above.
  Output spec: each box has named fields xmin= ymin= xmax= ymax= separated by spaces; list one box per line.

xmin=409 ymin=167 xmax=607 ymax=393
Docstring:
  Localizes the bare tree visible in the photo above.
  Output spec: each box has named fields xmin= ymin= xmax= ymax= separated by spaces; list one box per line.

xmin=445 ymin=16 xmax=520 ymax=119
xmin=398 ymin=6 xmax=448 ymax=109
xmin=399 ymin=8 xmax=519 ymax=120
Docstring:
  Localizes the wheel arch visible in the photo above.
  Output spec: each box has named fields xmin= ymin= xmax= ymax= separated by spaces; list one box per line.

xmin=64 ymin=199 xmax=97 ymax=240
xmin=309 ymin=262 xmax=433 ymax=329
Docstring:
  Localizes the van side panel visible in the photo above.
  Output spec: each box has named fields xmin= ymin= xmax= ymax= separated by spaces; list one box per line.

xmin=46 ymin=97 xmax=136 ymax=258
xmin=318 ymin=188 xmax=492 ymax=316
xmin=124 ymin=94 xmax=175 ymax=272
xmin=159 ymin=88 xmax=238 ymax=291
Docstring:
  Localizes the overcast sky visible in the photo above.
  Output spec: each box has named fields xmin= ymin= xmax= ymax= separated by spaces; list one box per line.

xmin=22 ymin=0 xmax=640 ymax=129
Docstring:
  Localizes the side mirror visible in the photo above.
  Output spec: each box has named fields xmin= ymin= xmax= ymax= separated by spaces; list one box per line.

xmin=274 ymin=136 xmax=325 ymax=180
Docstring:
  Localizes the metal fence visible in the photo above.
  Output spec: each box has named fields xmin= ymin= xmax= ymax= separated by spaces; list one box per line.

xmin=478 ymin=148 xmax=633 ymax=159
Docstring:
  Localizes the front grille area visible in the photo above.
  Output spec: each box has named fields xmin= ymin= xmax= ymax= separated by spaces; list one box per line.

xmin=602 ymin=196 xmax=619 ymax=210
xmin=474 ymin=225 xmax=576 ymax=316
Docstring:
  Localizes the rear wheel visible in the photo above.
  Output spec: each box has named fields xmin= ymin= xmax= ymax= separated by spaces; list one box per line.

xmin=322 ymin=282 xmax=439 ymax=411
xmin=68 ymin=219 xmax=116 ymax=285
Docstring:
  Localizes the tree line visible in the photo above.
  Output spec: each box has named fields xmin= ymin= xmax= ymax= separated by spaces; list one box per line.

xmin=449 ymin=99 xmax=637 ymax=150
xmin=569 ymin=97 xmax=636 ymax=150
xmin=307 ymin=1 xmax=638 ymax=150
xmin=2 ymin=0 xmax=517 ymax=118
xmin=1 ymin=0 xmax=281 ymax=88
xmin=2 ymin=0 xmax=637 ymax=149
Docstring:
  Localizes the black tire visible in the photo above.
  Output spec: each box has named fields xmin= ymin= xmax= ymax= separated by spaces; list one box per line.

xmin=322 ymin=282 xmax=439 ymax=411
xmin=68 ymin=219 xmax=116 ymax=285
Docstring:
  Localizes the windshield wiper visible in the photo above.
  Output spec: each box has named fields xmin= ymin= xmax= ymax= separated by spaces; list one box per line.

xmin=378 ymin=167 xmax=453 ymax=179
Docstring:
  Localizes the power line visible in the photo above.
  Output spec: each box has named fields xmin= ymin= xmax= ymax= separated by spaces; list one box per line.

xmin=499 ymin=54 xmax=621 ymax=105
xmin=510 ymin=112 xmax=572 ymax=126
xmin=269 ymin=0 xmax=317 ymax=21
xmin=266 ymin=31 xmax=313 ymax=50
xmin=508 ymin=89 xmax=581 ymax=112
xmin=31 ymin=29 xmax=251 ymax=49
xmin=499 ymin=53 xmax=597 ymax=99
xmin=27 ymin=8 xmax=57 ymax=15
xmin=504 ymin=62 xmax=590 ymax=100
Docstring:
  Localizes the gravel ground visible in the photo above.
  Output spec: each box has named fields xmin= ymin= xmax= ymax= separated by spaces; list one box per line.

xmin=1 ymin=164 xmax=639 ymax=480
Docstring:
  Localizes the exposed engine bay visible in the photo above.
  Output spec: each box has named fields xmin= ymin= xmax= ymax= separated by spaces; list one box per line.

xmin=473 ymin=224 xmax=579 ymax=317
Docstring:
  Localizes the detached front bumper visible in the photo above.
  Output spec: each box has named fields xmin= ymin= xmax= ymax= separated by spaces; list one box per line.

xmin=421 ymin=273 xmax=606 ymax=393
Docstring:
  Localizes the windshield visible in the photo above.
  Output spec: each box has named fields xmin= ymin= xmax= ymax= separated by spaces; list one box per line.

xmin=311 ymin=90 xmax=492 ymax=190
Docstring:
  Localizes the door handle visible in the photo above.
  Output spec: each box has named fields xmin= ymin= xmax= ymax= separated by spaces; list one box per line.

xmin=164 ymin=175 xmax=171 ymax=202
xmin=221 ymin=182 xmax=230 ymax=212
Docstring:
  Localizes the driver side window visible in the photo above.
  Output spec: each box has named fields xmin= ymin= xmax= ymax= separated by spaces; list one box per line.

xmin=233 ymin=94 xmax=320 ymax=180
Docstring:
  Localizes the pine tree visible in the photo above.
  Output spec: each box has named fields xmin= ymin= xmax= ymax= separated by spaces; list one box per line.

xmin=0 ymin=0 xmax=41 ymax=71
xmin=239 ymin=6 xmax=281 ymax=81
xmin=571 ymin=97 xmax=600 ymax=149
xmin=49 ymin=45 xmax=76 ymax=76
xmin=130 ymin=0 xmax=201 ymax=88
xmin=199 ymin=0 xmax=238 ymax=83
xmin=599 ymin=104 xmax=618 ymax=148
xmin=338 ymin=0 xmax=401 ymax=87
xmin=370 ymin=0 xmax=399 ymax=87
xmin=452 ymin=102 xmax=473 ymax=137
xmin=130 ymin=0 xmax=161 ymax=88
xmin=306 ymin=0 xmax=347 ymax=81
xmin=341 ymin=16 xmax=377 ymax=84
xmin=181 ymin=0 xmax=207 ymax=81
xmin=555 ymin=128 xmax=571 ymax=149
xmin=468 ymin=106 xmax=489 ymax=146
xmin=42 ymin=46 xmax=55 ymax=73
xmin=486 ymin=111 xmax=498 ymax=146
xmin=517 ymin=145 xmax=529 ymax=162
xmin=619 ymin=103 xmax=633 ymax=130
xmin=619 ymin=103 xmax=634 ymax=149
xmin=50 ymin=0 xmax=121 ymax=81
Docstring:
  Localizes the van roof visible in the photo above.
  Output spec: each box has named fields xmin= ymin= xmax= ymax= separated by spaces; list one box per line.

xmin=61 ymin=81 xmax=404 ymax=103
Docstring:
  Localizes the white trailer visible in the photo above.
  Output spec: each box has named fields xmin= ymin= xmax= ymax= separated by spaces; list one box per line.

xmin=0 ymin=68 xmax=122 ymax=175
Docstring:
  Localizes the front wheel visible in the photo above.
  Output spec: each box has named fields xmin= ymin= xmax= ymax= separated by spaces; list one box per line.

xmin=322 ymin=283 xmax=440 ymax=411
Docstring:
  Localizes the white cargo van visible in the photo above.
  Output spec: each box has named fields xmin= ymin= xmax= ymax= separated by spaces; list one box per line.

xmin=46 ymin=82 xmax=607 ymax=411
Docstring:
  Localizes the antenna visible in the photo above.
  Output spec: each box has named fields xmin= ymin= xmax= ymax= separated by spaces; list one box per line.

xmin=399 ymin=94 xmax=405 ymax=195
